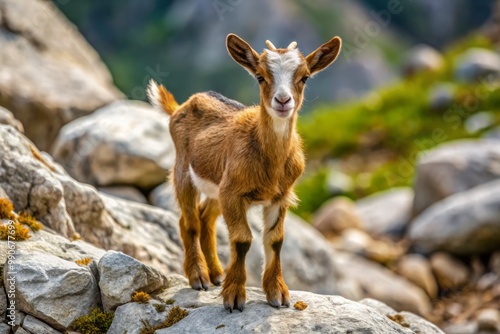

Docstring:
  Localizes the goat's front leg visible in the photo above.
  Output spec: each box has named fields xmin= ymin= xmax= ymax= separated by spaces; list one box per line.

xmin=219 ymin=193 xmax=252 ymax=312
xmin=262 ymin=203 xmax=290 ymax=308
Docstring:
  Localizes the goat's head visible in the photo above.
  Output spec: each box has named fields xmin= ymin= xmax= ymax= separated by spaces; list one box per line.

xmin=226 ymin=34 xmax=342 ymax=120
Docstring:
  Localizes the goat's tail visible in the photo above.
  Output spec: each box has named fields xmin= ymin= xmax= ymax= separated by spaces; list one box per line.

xmin=147 ymin=79 xmax=179 ymax=116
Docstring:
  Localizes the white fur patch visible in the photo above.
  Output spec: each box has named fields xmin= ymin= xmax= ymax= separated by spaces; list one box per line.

xmin=262 ymin=203 xmax=281 ymax=267
xmin=189 ymin=165 xmax=219 ymax=199
xmin=147 ymin=80 xmax=162 ymax=112
xmin=265 ymin=49 xmax=302 ymax=134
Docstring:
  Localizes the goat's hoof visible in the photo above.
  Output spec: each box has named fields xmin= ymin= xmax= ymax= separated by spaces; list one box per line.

xmin=265 ymin=284 xmax=290 ymax=308
xmin=210 ymin=272 xmax=224 ymax=286
xmin=222 ymin=284 xmax=246 ymax=312
xmin=190 ymin=275 xmax=210 ymax=291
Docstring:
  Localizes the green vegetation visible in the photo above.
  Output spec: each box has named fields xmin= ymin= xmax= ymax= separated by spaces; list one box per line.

xmin=69 ymin=308 xmax=114 ymax=334
xmin=293 ymin=35 xmax=500 ymax=220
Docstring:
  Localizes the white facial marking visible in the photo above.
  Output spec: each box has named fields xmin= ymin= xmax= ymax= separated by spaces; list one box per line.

xmin=189 ymin=165 xmax=219 ymax=199
xmin=265 ymin=49 xmax=301 ymax=122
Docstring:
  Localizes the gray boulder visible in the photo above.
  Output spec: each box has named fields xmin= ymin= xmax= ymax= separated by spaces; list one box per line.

xmin=107 ymin=302 xmax=170 ymax=334
xmin=403 ymin=45 xmax=444 ymax=77
xmin=313 ymin=197 xmax=362 ymax=238
xmin=356 ymin=187 xmax=414 ymax=238
xmin=98 ymin=251 xmax=168 ymax=310
xmin=409 ymin=179 xmax=500 ymax=254
xmin=149 ymin=182 xmax=179 ymax=213
xmin=359 ymin=299 xmax=444 ymax=334
xmin=0 ymin=125 xmax=183 ymax=275
xmin=99 ymin=186 xmax=148 ymax=204
xmin=0 ymin=0 xmax=121 ymax=150
xmin=5 ymin=251 xmax=99 ymax=330
xmin=23 ymin=315 xmax=61 ymax=334
xmin=334 ymin=253 xmax=430 ymax=316
xmin=155 ymin=283 xmax=441 ymax=334
xmin=0 ymin=106 xmax=23 ymax=133
xmin=412 ymin=139 xmax=500 ymax=216
xmin=0 ymin=287 xmax=6 ymax=321
xmin=428 ymin=83 xmax=456 ymax=110
xmin=0 ymin=323 xmax=9 ymax=334
xmin=455 ymin=48 xmax=500 ymax=82
xmin=51 ymin=100 xmax=174 ymax=189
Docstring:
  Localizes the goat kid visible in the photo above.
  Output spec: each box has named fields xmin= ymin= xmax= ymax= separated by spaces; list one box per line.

xmin=148 ymin=34 xmax=341 ymax=312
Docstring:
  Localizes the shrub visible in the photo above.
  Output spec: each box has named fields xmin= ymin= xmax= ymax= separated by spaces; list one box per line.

xmin=68 ymin=308 xmax=114 ymax=334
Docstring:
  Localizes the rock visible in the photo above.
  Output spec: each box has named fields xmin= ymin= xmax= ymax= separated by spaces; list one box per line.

xmin=409 ymin=180 xmax=500 ymax=254
xmin=23 ymin=315 xmax=61 ymax=334
xmin=430 ymin=253 xmax=470 ymax=290
xmin=312 ymin=197 xmax=363 ymax=238
xmin=359 ymin=299 xmax=444 ymax=334
xmin=428 ymin=83 xmax=456 ymax=110
xmin=477 ymin=308 xmax=500 ymax=331
xmin=484 ymin=126 xmax=500 ymax=140
xmin=15 ymin=328 xmax=29 ymax=334
xmin=335 ymin=228 xmax=373 ymax=254
xmin=5 ymin=251 xmax=99 ymax=330
xmin=476 ymin=273 xmax=499 ymax=291
xmin=98 ymin=251 xmax=168 ymax=310
xmin=0 ymin=124 xmax=184 ymax=275
xmin=326 ymin=169 xmax=353 ymax=196
xmin=149 ymin=182 xmax=179 ymax=213
xmin=0 ymin=230 xmax=105 ymax=271
xmin=51 ymin=100 xmax=174 ymax=189
xmin=0 ymin=0 xmax=121 ymax=150
xmin=455 ymin=48 xmax=500 ymax=83
xmin=442 ymin=321 xmax=478 ymax=334
xmin=490 ymin=251 xmax=500 ymax=274
xmin=334 ymin=253 xmax=430 ymax=316
xmin=403 ymin=45 xmax=444 ymax=77
xmin=356 ymin=187 xmax=414 ymax=239
xmin=234 ymin=209 xmax=341 ymax=294
xmin=0 ymin=287 xmax=6 ymax=321
xmin=397 ymin=254 xmax=438 ymax=299
xmin=412 ymin=139 xmax=500 ymax=216
xmin=0 ymin=125 xmax=77 ymax=237
xmin=0 ymin=106 xmax=23 ymax=133
xmin=96 ymin=194 xmax=183 ymax=275
xmin=107 ymin=302 xmax=170 ymax=334
xmin=98 ymin=186 xmax=148 ymax=204
xmin=0 ymin=323 xmax=9 ymax=334
xmin=155 ymin=284 xmax=441 ymax=334
xmin=465 ymin=112 xmax=496 ymax=134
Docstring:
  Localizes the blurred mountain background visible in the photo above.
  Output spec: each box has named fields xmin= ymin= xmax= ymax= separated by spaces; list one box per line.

xmin=55 ymin=0 xmax=494 ymax=106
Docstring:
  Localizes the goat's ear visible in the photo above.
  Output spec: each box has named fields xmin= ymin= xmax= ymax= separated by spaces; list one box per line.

xmin=306 ymin=36 xmax=342 ymax=76
xmin=226 ymin=34 xmax=260 ymax=75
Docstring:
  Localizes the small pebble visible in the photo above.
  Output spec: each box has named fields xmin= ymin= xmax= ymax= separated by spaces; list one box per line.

xmin=294 ymin=301 xmax=307 ymax=311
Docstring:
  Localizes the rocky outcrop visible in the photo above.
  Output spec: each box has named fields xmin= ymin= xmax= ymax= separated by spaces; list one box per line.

xmin=98 ymin=251 xmax=167 ymax=310
xmin=409 ymin=179 xmax=500 ymax=254
xmin=0 ymin=106 xmax=23 ymax=133
xmin=0 ymin=0 xmax=122 ymax=150
xmin=5 ymin=252 xmax=99 ymax=330
xmin=51 ymin=101 xmax=175 ymax=189
xmin=313 ymin=197 xmax=362 ymax=238
xmin=356 ymin=187 xmax=414 ymax=239
xmin=151 ymin=278 xmax=442 ymax=334
xmin=412 ymin=140 xmax=500 ymax=216
xmin=455 ymin=48 xmax=500 ymax=83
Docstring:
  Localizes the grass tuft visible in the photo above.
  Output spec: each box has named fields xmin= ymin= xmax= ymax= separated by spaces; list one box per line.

xmin=0 ymin=198 xmax=15 ymax=220
xmin=75 ymin=258 xmax=92 ymax=266
xmin=140 ymin=306 xmax=189 ymax=334
xmin=68 ymin=308 xmax=114 ymax=334
xmin=131 ymin=291 xmax=151 ymax=304
xmin=17 ymin=211 xmax=42 ymax=232
xmin=0 ymin=221 xmax=31 ymax=241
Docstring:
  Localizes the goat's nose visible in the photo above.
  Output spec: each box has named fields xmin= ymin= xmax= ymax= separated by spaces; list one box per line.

xmin=275 ymin=95 xmax=291 ymax=105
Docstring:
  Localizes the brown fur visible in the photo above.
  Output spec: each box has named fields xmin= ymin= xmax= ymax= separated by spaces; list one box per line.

xmin=148 ymin=34 xmax=342 ymax=312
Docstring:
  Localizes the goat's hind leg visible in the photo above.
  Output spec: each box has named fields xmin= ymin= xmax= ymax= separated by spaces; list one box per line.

xmin=199 ymin=198 xmax=224 ymax=286
xmin=175 ymin=170 xmax=211 ymax=290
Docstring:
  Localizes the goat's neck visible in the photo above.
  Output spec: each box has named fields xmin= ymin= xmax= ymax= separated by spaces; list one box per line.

xmin=256 ymin=103 xmax=297 ymax=162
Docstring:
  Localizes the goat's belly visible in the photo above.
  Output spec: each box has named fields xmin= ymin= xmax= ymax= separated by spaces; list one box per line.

xmin=189 ymin=165 xmax=219 ymax=199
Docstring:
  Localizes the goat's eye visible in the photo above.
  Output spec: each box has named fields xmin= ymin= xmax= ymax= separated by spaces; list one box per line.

xmin=256 ymin=75 xmax=265 ymax=84
xmin=301 ymin=76 xmax=309 ymax=84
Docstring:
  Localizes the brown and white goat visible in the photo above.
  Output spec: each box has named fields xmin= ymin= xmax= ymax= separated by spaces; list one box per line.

xmin=147 ymin=34 xmax=341 ymax=312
